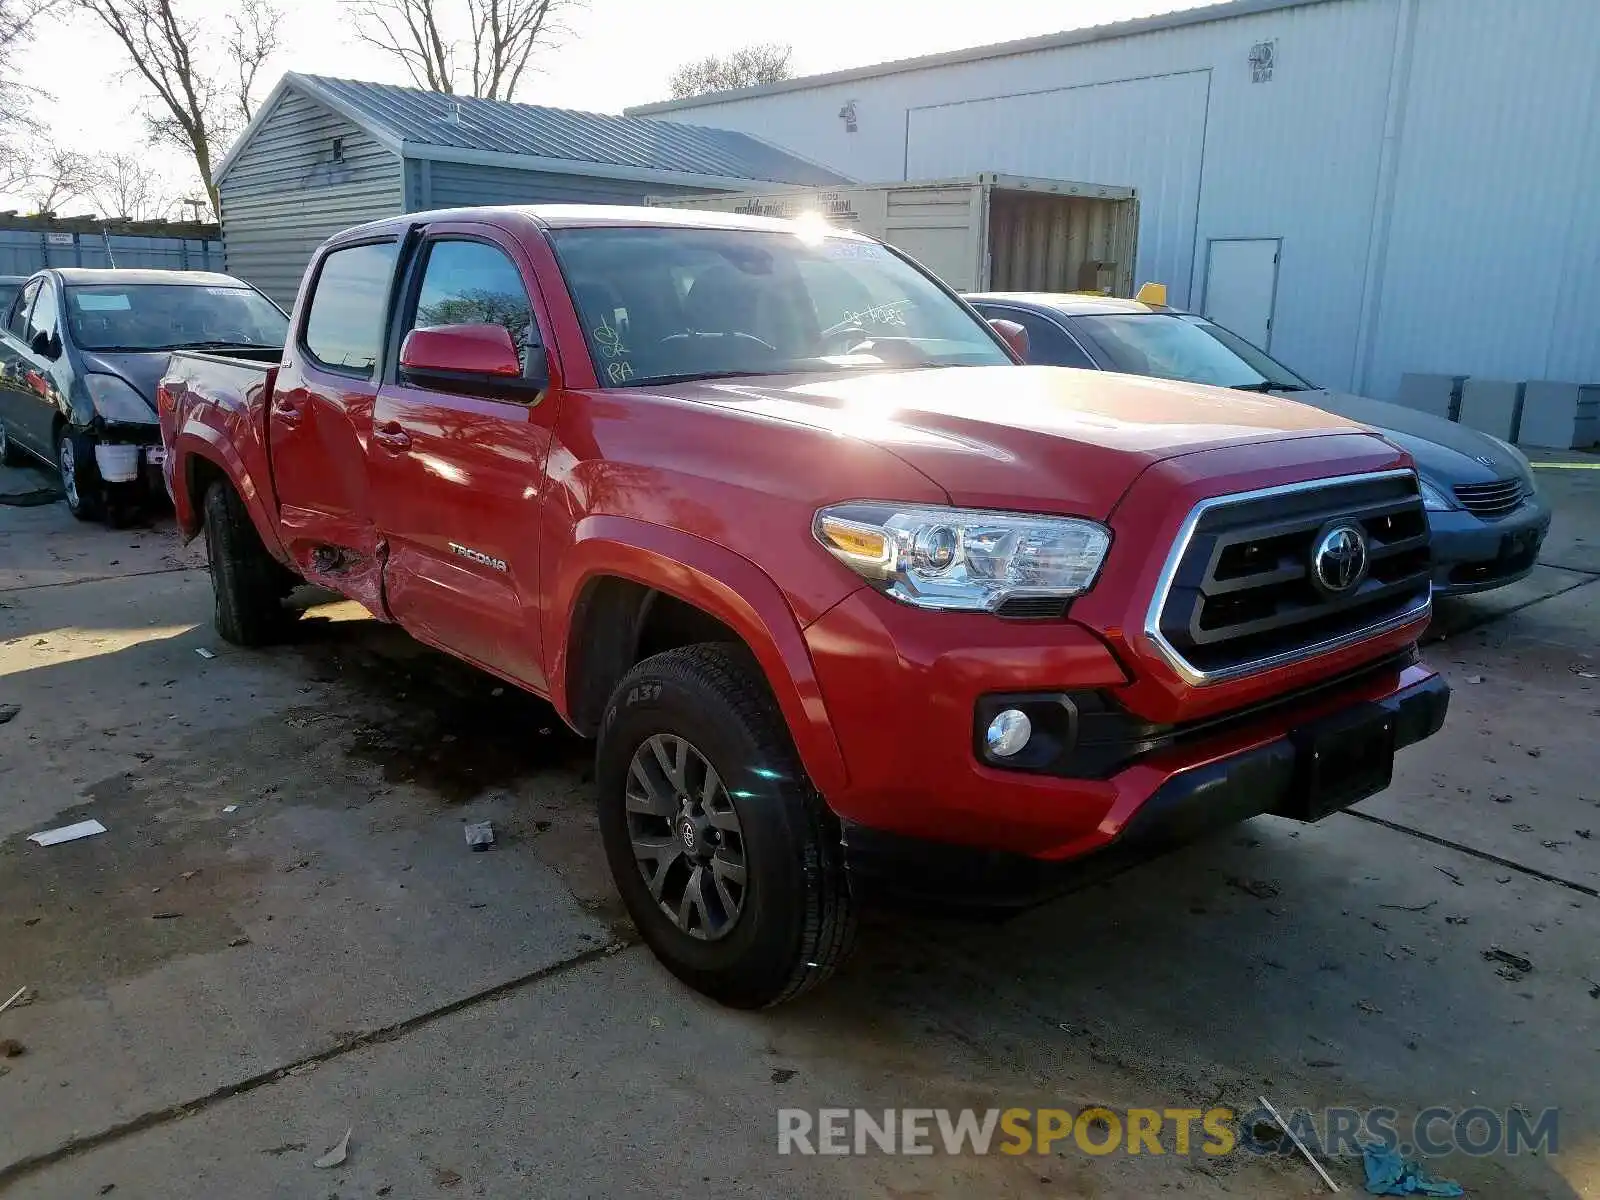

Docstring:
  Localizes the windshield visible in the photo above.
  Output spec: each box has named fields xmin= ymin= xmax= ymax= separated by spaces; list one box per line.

xmin=549 ymin=226 xmax=1012 ymax=386
xmin=1071 ymin=313 xmax=1312 ymax=391
xmin=64 ymin=283 xmax=289 ymax=352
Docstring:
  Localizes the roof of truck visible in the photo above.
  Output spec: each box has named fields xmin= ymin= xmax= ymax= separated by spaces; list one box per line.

xmin=339 ymin=203 xmax=879 ymax=240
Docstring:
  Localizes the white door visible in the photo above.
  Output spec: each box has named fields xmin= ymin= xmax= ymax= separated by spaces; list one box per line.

xmin=1203 ymin=239 xmax=1281 ymax=349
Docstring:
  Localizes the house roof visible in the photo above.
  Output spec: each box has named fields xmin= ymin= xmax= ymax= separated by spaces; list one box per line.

xmin=628 ymin=0 xmax=1331 ymax=114
xmin=215 ymin=73 xmax=849 ymax=190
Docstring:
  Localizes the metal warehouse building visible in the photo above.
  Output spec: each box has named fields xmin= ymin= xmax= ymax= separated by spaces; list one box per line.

xmin=214 ymin=72 xmax=846 ymax=306
xmin=631 ymin=0 xmax=1600 ymax=401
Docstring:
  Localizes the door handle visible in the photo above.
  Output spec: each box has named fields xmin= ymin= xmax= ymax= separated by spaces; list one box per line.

xmin=272 ymin=396 xmax=303 ymax=428
xmin=373 ymin=423 xmax=411 ymax=451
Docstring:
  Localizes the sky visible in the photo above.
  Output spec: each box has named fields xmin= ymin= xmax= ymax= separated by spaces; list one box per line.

xmin=2 ymin=0 xmax=1210 ymax=215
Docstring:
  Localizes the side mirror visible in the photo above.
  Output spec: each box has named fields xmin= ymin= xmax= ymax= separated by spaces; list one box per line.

xmin=401 ymin=323 xmax=522 ymax=378
xmin=988 ymin=318 xmax=1030 ymax=361
xmin=31 ymin=330 xmax=59 ymax=359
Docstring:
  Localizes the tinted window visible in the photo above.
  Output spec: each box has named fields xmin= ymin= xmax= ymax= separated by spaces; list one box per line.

xmin=64 ymin=284 xmax=288 ymax=351
xmin=551 ymin=226 xmax=1009 ymax=387
xmin=1069 ymin=313 xmax=1311 ymax=390
xmin=972 ymin=305 xmax=1094 ymax=368
xmin=26 ymin=278 xmax=59 ymax=349
xmin=411 ymin=240 xmax=537 ymax=360
xmin=6 ymin=280 xmax=37 ymax=339
xmin=0 ymin=283 xmax=19 ymax=322
xmin=304 ymin=241 xmax=399 ymax=374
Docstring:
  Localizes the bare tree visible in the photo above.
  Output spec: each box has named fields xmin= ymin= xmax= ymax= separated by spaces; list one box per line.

xmin=347 ymin=0 xmax=572 ymax=101
xmin=19 ymin=146 xmax=94 ymax=215
xmin=668 ymin=42 xmax=792 ymax=100
xmin=70 ymin=0 xmax=281 ymax=217
xmin=87 ymin=151 xmax=175 ymax=220
xmin=0 ymin=0 xmax=59 ymax=194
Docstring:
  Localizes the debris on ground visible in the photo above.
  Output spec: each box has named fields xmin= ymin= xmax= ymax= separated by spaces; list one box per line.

xmin=222 ymin=805 xmax=239 ymax=814
xmin=1257 ymin=1095 xmax=1339 ymax=1192
xmin=1482 ymin=947 xmax=1533 ymax=980
xmin=27 ymin=819 xmax=108 ymax=846
xmin=1489 ymin=793 xmax=1514 ymax=804
xmin=1464 ymin=675 xmax=1485 ymax=685
xmin=1578 ymin=829 xmax=1592 ymax=840
xmin=463 ymin=821 xmax=496 ymax=851
xmin=150 ymin=912 xmax=182 ymax=921
xmin=1434 ymin=866 xmax=1463 ymax=886
xmin=1357 ymin=999 xmax=1383 ymax=1015
xmin=1378 ymin=900 xmax=1436 ymax=913
xmin=1445 ymin=915 xmax=1470 ymax=926
xmin=433 ymin=1168 xmax=463 ymax=1188
xmin=312 ymin=1127 xmax=351 ymax=1169
xmin=1513 ymin=823 xmax=1533 ymax=832
xmin=771 ymin=1068 xmax=797 ymax=1083
xmin=0 ymin=1038 xmax=25 ymax=1057
xmin=1362 ymin=1143 xmax=1465 ymax=1195
xmin=228 ymin=936 xmax=251 ymax=947
xmin=1226 ymin=876 xmax=1280 ymax=899
xmin=195 ymin=648 xmax=216 ymax=660
xmin=0 ymin=702 xmax=19 ymax=724
xmin=0 ymin=986 xmax=30 ymax=1017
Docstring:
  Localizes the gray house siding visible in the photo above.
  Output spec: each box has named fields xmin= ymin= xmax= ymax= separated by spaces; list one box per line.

xmin=411 ymin=160 xmax=714 ymax=211
xmin=220 ymin=90 xmax=402 ymax=306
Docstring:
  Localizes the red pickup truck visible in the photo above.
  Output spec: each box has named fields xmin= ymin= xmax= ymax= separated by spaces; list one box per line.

xmin=159 ymin=205 xmax=1448 ymax=1007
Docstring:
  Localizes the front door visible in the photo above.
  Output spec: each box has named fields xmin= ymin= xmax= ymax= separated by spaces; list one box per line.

xmin=1202 ymin=238 xmax=1281 ymax=350
xmin=267 ymin=238 xmax=400 ymax=601
xmin=368 ymin=225 xmax=558 ymax=692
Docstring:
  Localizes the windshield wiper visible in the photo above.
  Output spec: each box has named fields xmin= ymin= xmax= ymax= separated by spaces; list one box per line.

xmin=1231 ymin=381 xmax=1307 ymax=393
xmin=624 ymin=369 xmax=793 ymax=386
xmin=176 ymin=340 xmax=278 ymax=352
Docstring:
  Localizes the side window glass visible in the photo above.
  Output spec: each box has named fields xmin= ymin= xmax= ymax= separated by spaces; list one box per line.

xmin=977 ymin=306 xmax=1092 ymax=368
xmin=8 ymin=281 xmax=39 ymax=339
xmin=412 ymin=240 xmax=537 ymax=362
xmin=26 ymin=279 xmax=59 ymax=347
xmin=304 ymin=241 xmax=399 ymax=375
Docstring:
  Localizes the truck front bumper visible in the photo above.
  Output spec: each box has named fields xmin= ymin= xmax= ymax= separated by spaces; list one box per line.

xmin=802 ymin=588 xmax=1447 ymax=906
xmin=840 ymin=670 xmax=1448 ymax=909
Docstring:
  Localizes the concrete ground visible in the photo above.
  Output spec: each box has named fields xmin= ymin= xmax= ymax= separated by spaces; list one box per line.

xmin=1 ymin=453 xmax=1596 ymax=1199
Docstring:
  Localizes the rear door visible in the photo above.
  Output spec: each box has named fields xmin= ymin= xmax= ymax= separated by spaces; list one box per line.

xmin=268 ymin=238 xmax=400 ymax=595
xmin=368 ymin=223 xmax=558 ymax=691
xmin=0 ymin=279 xmax=41 ymax=453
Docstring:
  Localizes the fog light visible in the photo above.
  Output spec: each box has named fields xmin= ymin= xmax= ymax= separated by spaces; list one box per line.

xmin=985 ymin=708 xmax=1032 ymax=758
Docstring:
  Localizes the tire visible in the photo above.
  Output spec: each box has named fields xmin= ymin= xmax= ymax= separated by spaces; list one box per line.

xmin=0 ymin=420 xmax=27 ymax=467
xmin=596 ymin=644 xmax=856 ymax=1008
xmin=203 ymin=480 xmax=296 ymax=646
xmin=57 ymin=428 xmax=104 ymax=521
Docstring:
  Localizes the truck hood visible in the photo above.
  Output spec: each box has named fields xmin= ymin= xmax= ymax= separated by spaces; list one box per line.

xmin=1287 ymin=388 xmax=1527 ymax=486
xmin=645 ymin=365 xmax=1368 ymax=516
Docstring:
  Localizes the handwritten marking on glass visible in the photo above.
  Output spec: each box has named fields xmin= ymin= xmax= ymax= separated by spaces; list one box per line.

xmin=606 ymin=360 xmax=635 ymax=384
xmin=593 ymin=316 xmax=628 ymax=359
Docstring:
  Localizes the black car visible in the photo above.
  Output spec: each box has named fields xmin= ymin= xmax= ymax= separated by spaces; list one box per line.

xmin=967 ymin=291 xmax=1551 ymax=596
xmin=0 ymin=268 xmax=288 ymax=522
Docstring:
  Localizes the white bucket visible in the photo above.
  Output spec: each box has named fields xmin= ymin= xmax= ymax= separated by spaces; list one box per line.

xmin=94 ymin=443 xmax=142 ymax=483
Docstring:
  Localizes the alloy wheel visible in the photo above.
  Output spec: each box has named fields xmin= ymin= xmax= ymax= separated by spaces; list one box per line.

xmin=58 ymin=435 xmax=80 ymax=510
xmin=624 ymin=733 xmax=748 ymax=940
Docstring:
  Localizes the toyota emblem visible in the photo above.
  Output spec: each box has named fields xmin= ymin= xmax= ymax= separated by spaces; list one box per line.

xmin=1311 ymin=523 xmax=1369 ymax=595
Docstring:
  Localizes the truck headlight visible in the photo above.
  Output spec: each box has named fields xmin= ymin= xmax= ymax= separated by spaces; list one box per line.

xmin=814 ymin=502 xmax=1111 ymax=612
xmin=1418 ymin=478 xmax=1455 ymax=512
xmin=84 ymin=374 xmax=156 ymax=423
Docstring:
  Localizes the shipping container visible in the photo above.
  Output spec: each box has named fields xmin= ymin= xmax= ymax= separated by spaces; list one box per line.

xmin=648 ymin=174 xmax=1140 ymax=296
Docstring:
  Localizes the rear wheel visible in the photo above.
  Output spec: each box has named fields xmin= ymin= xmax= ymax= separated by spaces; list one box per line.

xmin=57 ymin=429 xmax=104 ymax=521
xmin=203 ymin=480 xmax=297 ymax=645
xmin=596 ymin=643 xmax=856 ymax=1008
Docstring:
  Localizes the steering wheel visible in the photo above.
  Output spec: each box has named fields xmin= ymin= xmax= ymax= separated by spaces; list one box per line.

xmin=818 ymin=325 xmax=871 ymax=354
xmin=658 ymin=330 xmax=777 ymax=352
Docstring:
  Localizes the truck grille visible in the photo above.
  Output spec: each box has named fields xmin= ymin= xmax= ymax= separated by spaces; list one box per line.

xmin=1452 ymin=478 xmax=1524 ymax=519
xmin=1148 ymin=471 xmax=1431 ymax=682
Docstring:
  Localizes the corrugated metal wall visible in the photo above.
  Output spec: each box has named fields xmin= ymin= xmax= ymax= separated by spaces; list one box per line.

xmin=0 ymin=228 xmax=221 ymax=275
xmin=648 ymin=0 xmax=1600 ymax=399
xmin=219 ymin=88 xmax=403 ymax=306
xmin=410 ymin=159 xmax=713 ymax=211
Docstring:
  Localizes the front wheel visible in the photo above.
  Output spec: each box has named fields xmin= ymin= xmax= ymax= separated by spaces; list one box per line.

xmin=57 ymin=429 xmax=104 ymax=521
xmin=596 ymin=644 xmax=856 ymax=1008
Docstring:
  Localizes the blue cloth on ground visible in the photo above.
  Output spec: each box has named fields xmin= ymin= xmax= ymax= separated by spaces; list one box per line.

xmin=1363 ymin=1144 xmax=1465 ymax=1196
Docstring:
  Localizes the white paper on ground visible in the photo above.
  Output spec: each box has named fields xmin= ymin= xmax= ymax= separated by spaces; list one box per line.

xmin=27 ymin=819 xmax=108 ymax=846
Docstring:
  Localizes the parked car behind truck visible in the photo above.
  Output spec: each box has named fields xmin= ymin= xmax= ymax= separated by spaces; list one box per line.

xmin=967 ymin=291 xmax=1551 ymax=594
xmin=0 ymin=268 xmax=286 ymax=521
xmin=160 ymin=204 xmax=1449 ymax=1007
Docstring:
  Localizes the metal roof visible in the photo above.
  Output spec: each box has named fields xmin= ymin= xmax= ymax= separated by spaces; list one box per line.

xmin=215 ymin=73 xmax=848 ymax=189
xmin=629 ymin=0 xmax=1334 ymax=115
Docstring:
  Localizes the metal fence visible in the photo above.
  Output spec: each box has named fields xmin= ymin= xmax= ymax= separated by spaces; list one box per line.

xmin=0 ymin=221 xmax=223 ymax=276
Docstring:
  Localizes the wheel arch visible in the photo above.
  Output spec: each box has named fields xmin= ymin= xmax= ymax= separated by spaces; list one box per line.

xmin=551 ymin=516 xmax=849 ymax=798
